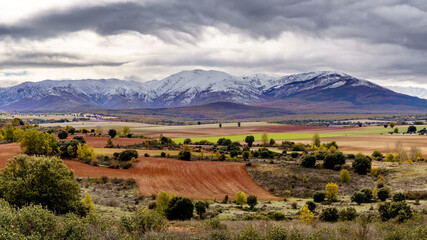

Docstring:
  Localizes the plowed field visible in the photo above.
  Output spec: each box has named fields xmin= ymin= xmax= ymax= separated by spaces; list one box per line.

xmin=0 ymin=143 xmax=279 ymax=200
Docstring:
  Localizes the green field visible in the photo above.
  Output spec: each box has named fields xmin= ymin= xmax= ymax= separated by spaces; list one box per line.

xmin=173 ymin=125 xmax=426 ymax=144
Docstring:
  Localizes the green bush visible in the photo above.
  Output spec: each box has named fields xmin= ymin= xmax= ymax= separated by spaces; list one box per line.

xmin=247 ymin=195 xmax=257 ymax=210
xmin=305 ymin=201 xmax=317 ymax=212
xmin=323 ymin=152 xmax=346 ymax=169
xmin=183 ymin=138 xmax=191 ymax=144
xmin=0 ymin=155 xmax=89 ymax=216
xmin=301 ymin=154 xmax=316 ymax=168
xmin=392 ymin=192 xmax=406 ymax=202
xmin=378 ymin=188 xmax=389 ymax=201
xmin=319 ymin=207 xmax=339 ymax=222
xmin=313 ymin=191 xmax=326 ymax=202
xmin=195 ymin=201 xmax=206 ymax=217
xmin=352 ymin=155 xmax=372 ymax=175
xmin=265 ymin=225 xmax=288 ymax=240
xmin=351 ymin=191 xmax=366 ymax=205
xmin=120 ymin=209 xmax=167 ymax=235
xmin=339 ymin=207 xmax=357 ymax=221
xmin=290 ymin=152 xmax=299 ymax=158
xmin=118 ymin=150 xmax=139 ymax=161
xmin=165 ymin=197 xmax=194 ymax=220
xmin=372 ymin=151 xmax=383 ymax=158
xmin=360 ymin=187 xmax=373 ymax=203
xmin=236 ymin=225 xmax=261 ymax=240
xmin=266 ymin=211 xmax=286 ymax=221
xmin=378 ymin=201 xmax=412 ymax=222
xmin=58 ymin=130 xmax=68 ymax=139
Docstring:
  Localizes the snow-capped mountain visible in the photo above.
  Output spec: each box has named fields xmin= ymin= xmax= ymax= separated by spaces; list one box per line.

xmin=0 ymin=69 xmax=426 ymax=111
xmin=386 ymin=86 xmax=427 ymax=100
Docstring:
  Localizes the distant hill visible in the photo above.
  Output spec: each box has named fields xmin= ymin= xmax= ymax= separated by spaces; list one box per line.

xmin=1 ymin=69 xmax=427 ymax=113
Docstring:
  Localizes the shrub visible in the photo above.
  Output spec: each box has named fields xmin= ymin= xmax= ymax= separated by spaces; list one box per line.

xmin=247 ymin=195 xmax=257 ymax=210
xmin=58 ymin=130 xmax=68 ymax=139
xmin=244 ymin=135 xmax=255 ymax=147
xmin=77 ymin=143 xmax=95 ymax=162
xmin=319 ymin=207 xmax=339 ymax=222
xmin=121 ymin=209 xmax=167 ymax=235
xmin=165 ymin=197 xmax=194 ymax=220
xmin=236 ymin=191 xmax=247 ymax=206
xmin=105 ymin=138 xmax=114 ymax=148
xmin=217 ymin=138 xmax=232 ymax=146
xmin=352 ymin=155 xmax=372 ymax=175
xmin=392 ymin=192 xmax=406 ymax=202
xmin=372 ymin=151 xmax=383 ymax=158
xmin=236 ymin=225 xmax=261 ymax=240
xmin=351 ymin=191 xmax=366 ymax=205
xmin=179 ymin=145 xmax=192 ymax=160
xmin=323 ymin=152 xmax=346 ymax=169
xmin=242 ymin=151 xmax=250 ymax=160
xmin=300 ymin=204 xmax=314 ymax=223
xmin=265 ymin=225 xmax=288 ymax=240
xmin=183 ymin=138 xmax=191 ymax=144
xmin=19 ymin=129 xmax=58 ymax=155
xmin=108 ymin=129 xmax=117 ymax=138
xmin=290 ymin=152 xmax=299 ymax=158
xmin=325 ymin=183 xmax=338 ymax=201
xmin=378 ymin=201 xmax=412 ymax=222
xmin=0 ymin=155 xmax=88 ymax=216
xmin=301 ymin=154 xmax=316 ymax=168
xmin=378 ymin=188 xmax=389 ymax=201
xmin=305 ymin=201 xmax=316 ymax=212
xmin=385 ymin=153 xmax=396 ymax=162
xmin=313 ymin=191 xmax=326 ymax=202
xmin=156 ymin=192 xmax=174 ymax=216
xmin=340 ymin=169 xmax=350 ymax=183
xmin=118 ymin=150 xmax=139 ymax=162
xmin=267 ymin=211 xmax=286 ymax=221
xmin=195 ymin=201 xmax=206 ymax=218
xmin=339 ymin=207 xmax=357 ymax=221
xmin=67 ymin=127 xmax=76 ymax=135
xmin=160 ymin=152 xmax=166 ymax=157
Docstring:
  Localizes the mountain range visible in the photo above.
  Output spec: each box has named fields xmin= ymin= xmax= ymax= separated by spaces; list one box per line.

xmin=1 ymin=69 xmax=427 ymax=113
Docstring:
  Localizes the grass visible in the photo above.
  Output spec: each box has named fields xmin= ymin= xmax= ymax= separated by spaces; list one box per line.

xmin=172 ymin=125 xmax=427 ymax=143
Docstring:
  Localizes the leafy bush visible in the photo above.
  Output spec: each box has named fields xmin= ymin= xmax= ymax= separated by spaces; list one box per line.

xmin=121 ymin=209 xmax=167 ymax=235
xmin=392 ymin=192 xmax=406 ymax=202
xmin=183 ymin=138 xmax=191 ymax=144
xmin=58 ymin=130 xmax=68 ymax=139
xmin=118 ymin=150 xmax=139 ymax=162
xmin=301 ymin=154 xmax=316 ymax=168
xmin=378 ymin=188 xmax=389 ymax=201
xmin=67 ymin=127 xmax=76 ymax=135
xmin=217 ymin=138 xmax=232 ymax=146
xmin=245 ymin=135 xmax=255 ymax=147
xmin=319 ymin=207 xmax=339 ymax=222
xmin=378 ymin=201 xmax=412 ymax=222
xmin=108 ymin=129 xmax=117 ymax=138
xmin=165 ymin=197 xmax=194 ymax=220
xmin=351 ymin=191 xmax=366 ymax=205
xmin=290 ymin=152 xmax=299 ymax=158
xmin=267 ymin=211 xmax=286 ymax=221
xmin=325 ymin=183 xmax=338 ymax=201
xmin=236 ymin=191 xmax=247 ymax=206
xmin=323 ymin=152 xmax=346 ymax=169
xmin=193 ymin=201 xmax=206 ymax=219
xmin=305 ymin=201 xmax=317 ymax=212
xmin=0 ymin=155 xmax=89 ymax=216
xmin=313 ymin=191 xmax=326 ymax=202
xmin=372 ymin=150 xmax=383 ymax=158
xmin=265 ymin=224 xmax=288 ymax=240
xmin=19 ymin=129 xmax=58 ymax=155
xmin=352 ymin=155 xmax=372 ymax=175
xmin=340 ymin=169 xmax=350 ymax=182
xmin=247 ymin=195 xmax=257 ymax=210
xmin=339 ymin=207 xmax=357 ymax=221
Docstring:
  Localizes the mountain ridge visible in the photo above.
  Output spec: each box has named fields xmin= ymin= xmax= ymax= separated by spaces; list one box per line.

xmin=1 ymin=69 xmax=426 ymax=112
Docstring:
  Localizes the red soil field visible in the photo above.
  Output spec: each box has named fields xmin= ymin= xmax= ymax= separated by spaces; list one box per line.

xmin=0 ymin=143 xmax=279 ymax=200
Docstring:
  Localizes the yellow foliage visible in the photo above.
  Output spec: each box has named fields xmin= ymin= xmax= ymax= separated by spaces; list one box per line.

xmin=300 ymin=204 xmax=314 ymax=223
xmin=340 ymin=169 xmax=350 ymax=183
xmin=325 ymin=182 xmax=338 ymax=201
xmin=123 ymin=126 xmax=130 ymax=135
xmin=236 ymin=191 xmax=247 ymax=206
xmin=82 ymin=191 xmax=96 ymax=213
xmin=156 ymin=192 xmax=175 ymax=216
xmin=77 ymin=143 xmax=96 ymax=161
xmin=372 ymin=187 xmax=378 ymax=200
xmin=371 ymin=167 xmax=378 ymax=176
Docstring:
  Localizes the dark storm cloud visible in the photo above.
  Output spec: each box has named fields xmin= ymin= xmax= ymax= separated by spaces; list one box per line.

xmin=1 ymin=0 xmax=426 ymax=50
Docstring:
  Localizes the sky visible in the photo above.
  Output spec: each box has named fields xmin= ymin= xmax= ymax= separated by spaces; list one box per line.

xmin=0 ymin=0 xmax=426 ymax=87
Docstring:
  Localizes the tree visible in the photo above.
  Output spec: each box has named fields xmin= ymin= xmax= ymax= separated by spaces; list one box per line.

xmin=269 ymin=138 xmax=276 ymax=146
xmin=178 ymin=144 xmax=191 ymax=160
xmin=67 ymin=127 xmax=76 ymax=135
xmin=247 ymin=195 xmax=257 ymax=210
xmin=219 ymin=123 xmax=222 ymax=128
xmin=108 ymin=129 xmax=117 ymax=138
xmin=384 ymin=124 xmax=388 ymax=128
xmin=325 ymin=183 xmax=338 ymax=201
xmin=261 ymin=132 xmax=269 ymax=146
xmin=236 ymin=191 xmax=247 ymax=206
xmin=407 ymin=125 xmax=417 ymax=133
xmin=82 ymin=191 xmax=96 ymax=213
xmin=58 ymin=130 xmax=68 ymax=139
xmin=11 ymin=118 xmax=24 ymax=126
xmin=122 ymin=126 xmax=130 ymax=136
xmin=238 ymin=122 xmax=241 ymax=127
xmin=244 ymin=135 xmax=255 ymax=147
xmin=242 ymin=151 xmax=250 ymax=160
xmin=183 ymin=138 xmax=192 ymax=144
xmin=165 ymin=197 xmax=194 ymax=220
xmin=394 ymin=127 xmax=399 ymax=134
xmin=118 ymin=150 xmax=139 ymax=161
xmin=312 ymin=133 xmax=321 ymax=148
xmin=351 ymin=191 xmax=366 ymax=205
xmin=340 ymin=169 xmax=350 ymax=183
xmin=300 ymin=204 xmax=314 ymax=223
xmin=156 ymin=192 xmax=174 ymax=216
xmin=301 ymin=155 xmax=316 ymax=168
xmin=77 ymin=143 xmax=95 ymax=162
xmin=389 ymin=122 xmax=396 ymax=128
xmin=323 ymin=151 xmax=346 ymax=170
xmin=313 ymin=192 xmax=326 ymax=202
xmin=105 ymin=138 xmax=114 ymax=148
xmin=0 ymin=155 xmax=89 ymax=216
xmin=319 ymin=207 xmax=339 ymax=222
xmin=195 ymin=201 xmax=206 ymax=218
xmin=19 ymin=129 xmax=58 ymax=155
xmin=352 ymin=154 xmax=371 ymax=175
xmin=378 ymin=188 xmax=389 ymax=201
xmin=392 ymin=192 xmax=405 ymax=202
xmin=5 ymin=124 xmax=22 ymax=142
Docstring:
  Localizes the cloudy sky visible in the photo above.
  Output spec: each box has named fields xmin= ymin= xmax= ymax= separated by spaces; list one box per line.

xmin=0 ymin=0 xmax=426 ymax=87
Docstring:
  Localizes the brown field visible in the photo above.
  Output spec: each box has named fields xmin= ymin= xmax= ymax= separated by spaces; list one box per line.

xmin=296 ymin=135 xmax=427 ymax=156
xmin=63 ymin=134 xmax=146 ymax=148
xmin=0 ymin=143 xmax=279 ymax=200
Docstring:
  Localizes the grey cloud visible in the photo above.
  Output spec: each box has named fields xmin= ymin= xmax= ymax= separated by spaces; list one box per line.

xmin=1 ymin=0 xmax=427 ymax=50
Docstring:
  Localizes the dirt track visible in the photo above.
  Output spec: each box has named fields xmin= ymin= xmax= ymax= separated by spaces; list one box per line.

xmin=0 ymin=143 xmax=279 ymax=200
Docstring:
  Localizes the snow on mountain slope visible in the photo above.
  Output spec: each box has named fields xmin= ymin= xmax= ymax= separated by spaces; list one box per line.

xmin=386 ymin=86 xmax=427 ymax=100
xmin=0 ymin=69 xmax=416 ymax=111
